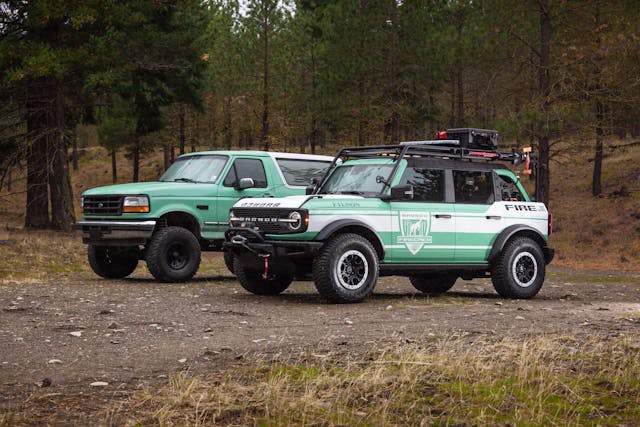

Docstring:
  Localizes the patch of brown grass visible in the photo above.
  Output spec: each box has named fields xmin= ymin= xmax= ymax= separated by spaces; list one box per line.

xmin=118 ymin=334 xmax=640 ymax=426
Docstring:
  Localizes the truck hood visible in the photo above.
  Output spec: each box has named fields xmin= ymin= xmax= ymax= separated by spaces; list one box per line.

xmin=82 ymin=181 xmax=212 ymax=197
xmin=233 ymin=194 xmax=363 ymax=209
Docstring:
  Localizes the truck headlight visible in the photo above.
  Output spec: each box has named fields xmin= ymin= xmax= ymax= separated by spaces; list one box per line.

xmin=123 ymin=195 xmax=150 ymax=213
xmin=288 ymin=211 xmax=302 ymax=230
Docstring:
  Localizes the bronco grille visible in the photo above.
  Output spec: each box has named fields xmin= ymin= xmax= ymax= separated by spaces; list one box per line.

xmin=83 ymin=195 xmax=123 ymax=215
xmin=231 ymin=208 xmax=306 ymax=234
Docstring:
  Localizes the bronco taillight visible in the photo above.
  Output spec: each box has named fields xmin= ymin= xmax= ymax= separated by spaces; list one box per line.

xmin=548 ymin=213 xmax=553 ymax=235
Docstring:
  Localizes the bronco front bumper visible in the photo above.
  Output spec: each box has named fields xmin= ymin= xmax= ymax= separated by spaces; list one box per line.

xmin=224 ymin=227 xmax=322 ymax=258
xmin=76 ymin=220 xmax=156 ymax=245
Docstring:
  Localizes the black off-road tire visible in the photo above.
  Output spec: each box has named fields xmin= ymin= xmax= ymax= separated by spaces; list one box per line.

xmin=409 ymin=273 xmax=458 ymax=294
xmin=491 ymin=237 xmax=545 ymax=299
xmin=234 ymin=259 xmax=292 ymax=295
xmin=88 ymin=245 xmax=139 ymax=279
xmin=312 ymin=233 xmax=379 ymax=303
xmin=223 ymin=251 xmax=235 ymax=275
xmin=146 ymin=226 xmax=201 ymax=282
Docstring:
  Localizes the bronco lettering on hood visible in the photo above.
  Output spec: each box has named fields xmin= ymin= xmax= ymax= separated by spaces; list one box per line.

xmin=238 ymin=201 xmax=282 ymax=207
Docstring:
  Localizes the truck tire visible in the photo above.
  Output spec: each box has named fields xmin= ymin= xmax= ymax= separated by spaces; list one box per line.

xmin=491 ymin=237 xmax=545 ymax=299
xmin=88 ymin=245 xmax=138 ymax=279
xmin=409 ymin=273 xmax=457 ymax=294
xmin=146 ymin=226 xmax=201 ymax=282
xmin=312 ymin=233 xmax=379 ymax=303
xmin=234 ymin=259 xmax=292 ymax=295
xmin=223 ymin=251 xmax=235 ymax=275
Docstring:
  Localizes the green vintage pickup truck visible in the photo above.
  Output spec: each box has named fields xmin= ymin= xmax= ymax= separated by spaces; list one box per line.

xmin=76 ymin=151 xmax=332 ymax=282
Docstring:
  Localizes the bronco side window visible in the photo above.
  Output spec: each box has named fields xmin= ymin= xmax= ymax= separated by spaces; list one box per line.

xmin=496 ymin=174 xmax=525 ymax=201
xmin=223 ymin=158 xmax=268 ymax=188
xmin=397 ymin=167 xmax=445 ymax=202
xmin=453 ymin=170 xmax=494 ymax=204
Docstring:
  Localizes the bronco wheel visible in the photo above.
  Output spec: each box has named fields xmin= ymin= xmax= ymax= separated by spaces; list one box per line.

xmin=234 ymin=259 xmax=292 ymax=295
xmin=312 ymin=233 xmax=379 ymax=303
xmin=491 ymin=237 xmax=545 ymax=299
xmin=409 ymin=273 xmax=457 ymax=294
xmin=146 ymin=226 xmax=201 ymax=282
xmin=223 ymin=251 xmax=235 ymax=275
xmin=88 ymin=245 xmax=139 ymax=279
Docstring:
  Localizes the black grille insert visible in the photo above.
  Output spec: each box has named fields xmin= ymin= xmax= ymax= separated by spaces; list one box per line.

xmin=83 ymin=195 xmax=123 ymax=215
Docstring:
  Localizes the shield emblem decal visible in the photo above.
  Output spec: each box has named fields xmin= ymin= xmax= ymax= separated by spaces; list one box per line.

xmin=397 ymin=212 xmax=432 ymax=255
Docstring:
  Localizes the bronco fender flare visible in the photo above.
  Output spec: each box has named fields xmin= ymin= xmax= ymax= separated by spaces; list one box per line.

xmin=314 ymin=219 xmax=386 ymax=260
xmin=488 ymin=224 xmax=551 ymax=264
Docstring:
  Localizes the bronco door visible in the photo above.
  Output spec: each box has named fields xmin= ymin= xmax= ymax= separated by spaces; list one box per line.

xmin=389 ymin=166 xmax=456 ymax=263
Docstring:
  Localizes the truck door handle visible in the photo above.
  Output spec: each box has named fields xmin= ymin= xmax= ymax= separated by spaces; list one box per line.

xmin=486 ymin=215 xmax=501 ymax=220
xmin=262 ymin=193 xmax=274 ymax=198
xmin=435 ymin=214 xmax=452 ymax=219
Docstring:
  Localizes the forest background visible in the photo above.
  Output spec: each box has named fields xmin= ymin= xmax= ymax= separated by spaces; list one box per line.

xmin=0 ymin=0 xmax=639 ymax=269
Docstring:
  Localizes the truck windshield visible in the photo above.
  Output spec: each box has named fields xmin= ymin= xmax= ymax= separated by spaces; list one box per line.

xmin=159 ymin=155 xmax=228 ymax=183
xmin=319 ymin=163 xmax=394 ymax=195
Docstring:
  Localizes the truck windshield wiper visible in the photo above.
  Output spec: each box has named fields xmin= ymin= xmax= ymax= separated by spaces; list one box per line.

xmin=174 ymin=177 xmax=197 ymax=183
xmin=337 ymin=190 xmax=365 ymax=195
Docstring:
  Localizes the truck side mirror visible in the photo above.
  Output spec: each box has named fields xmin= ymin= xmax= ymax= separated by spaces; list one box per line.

xmin=305 ymin=178 xmax=318 ymax=195
xmin=390 ymin=184 xmax=414 ymax=200
xmin=237 ymin=177 xmax=255 ymax=190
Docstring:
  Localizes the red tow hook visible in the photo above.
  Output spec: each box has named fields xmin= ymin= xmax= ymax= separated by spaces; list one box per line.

xmin=259 ymin=253 xmax=270 ymax=280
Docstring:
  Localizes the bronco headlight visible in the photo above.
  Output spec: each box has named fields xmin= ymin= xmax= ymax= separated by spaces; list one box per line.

xmin=123 ymin=195 xmax=150 ymax=213
xmin=287 ymin=211 xmax=303 ymax=230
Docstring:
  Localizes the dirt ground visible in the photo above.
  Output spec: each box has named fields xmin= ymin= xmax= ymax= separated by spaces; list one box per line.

xmin=1 ymin=255 xmax=639 ymax=425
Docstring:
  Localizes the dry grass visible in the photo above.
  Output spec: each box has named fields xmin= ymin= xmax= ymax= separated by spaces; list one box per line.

xmin=120 ymin=334 xmax=640 ymax=426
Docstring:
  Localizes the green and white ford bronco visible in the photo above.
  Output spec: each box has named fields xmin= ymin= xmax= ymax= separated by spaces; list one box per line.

xmin=76 ymin=151 xmax=332 ymax=282
xmin=224 ymin=129 xmax=554 ymax=303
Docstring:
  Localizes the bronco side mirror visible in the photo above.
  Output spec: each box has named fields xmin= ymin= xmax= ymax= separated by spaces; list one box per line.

xmin=389 ymin=184 xmax=414 ymax=201
xmin=305 ymin=178 xmax=318 ymax=195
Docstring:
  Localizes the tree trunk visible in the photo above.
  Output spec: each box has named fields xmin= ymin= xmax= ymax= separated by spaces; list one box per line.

xmin=179 ymin=104 xmax=186 ymax=155
xmin=388 ymin=0 xmax=400 ymax=144
xmin=591 ymin=0 xmax=604 ymax=197
xmin=223 ymin=97 xmax=232 ymax=150
xmin=111 ymin=148 xmax=118 ymax=183
xmin=163 ymin=144 xmax=170 ymax=171
xmin=132 ymin=137 xmax=140 ymax=183
xmin=25 ymin=79 xmax=50 ymax=229
xmin=456 ymin=9 xmax=465 ymax=127
xmin=49 ymin=80 xmax=75 ymax=231
xmin=536 ymin=0 xmax=551 ymax=205
xmin=71 ymin=135 xmax=79 ymax=171
xmin=261 ymin=0 xmax=271 ymax=151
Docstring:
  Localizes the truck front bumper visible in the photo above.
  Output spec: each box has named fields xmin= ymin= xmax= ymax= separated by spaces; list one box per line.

xmin=76 ymin=220 xmax=156 ymax=246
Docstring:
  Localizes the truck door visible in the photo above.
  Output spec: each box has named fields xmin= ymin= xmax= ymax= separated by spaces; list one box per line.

xmin=213 ymin=157 xmax=273 ymax=236
xmin=389 ymin=166 xmax=455 ymax=263
xmin=452 ymin=169 xmax=500 ymax=263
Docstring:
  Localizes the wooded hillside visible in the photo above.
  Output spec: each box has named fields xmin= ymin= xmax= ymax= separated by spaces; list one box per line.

xmin=1 ymin=0 xmax=639 ymax=229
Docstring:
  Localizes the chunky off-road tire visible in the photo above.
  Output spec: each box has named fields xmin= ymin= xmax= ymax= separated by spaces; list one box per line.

xmin=409 ymin=273 xmax=458 ymax=294
xmin=88 ymin=245 xmax=139 ymax=279
xmin=223 ymin=251 xmax=235 ymax=275
xmin=312 ymin=233 xmax=379 ymax=303
xmin=234 ymin=259 xmax=292 ymax=295
xmin=491 ymin=237 xmax=545 ymax=299
xmin=146 ymin=227 xmax=201 ymax=282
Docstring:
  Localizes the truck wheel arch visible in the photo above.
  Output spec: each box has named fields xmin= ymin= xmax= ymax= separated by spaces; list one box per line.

xmin=314 ymin=220 xmax=385 ymax=260
xmin=157 ymin=211 xmax=201 ymax=239
xmin=489 ymin=225 xmax=546 ymax=264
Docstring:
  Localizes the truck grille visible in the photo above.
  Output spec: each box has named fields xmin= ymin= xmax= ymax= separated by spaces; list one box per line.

xmin=83 ymin=195 xmax=123 ymax=215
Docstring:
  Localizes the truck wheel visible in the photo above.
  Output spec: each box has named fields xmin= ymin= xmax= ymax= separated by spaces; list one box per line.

xmin=223 ymin=251 xmax=235 ymax=275
xmin=312 ymin=233 xmax=379 ymax=303
xmin=146 ymin=227 xmax=201 ymax=282
xmin=88 ymin=245 xmax=138 ymax=279
xmin=234 ymin=259 xmax=292 ymax=295
xmin=409 ymin=273 xmax=457 ymax=294
xmin=491 ymin=237 xmax=545 ymax=299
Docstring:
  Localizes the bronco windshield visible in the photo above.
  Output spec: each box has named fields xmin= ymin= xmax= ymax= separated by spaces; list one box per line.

xmin=319 ymin=162 xmax=395 ymax=196
xmin=159 ymin=155 xmax=228 ymax=183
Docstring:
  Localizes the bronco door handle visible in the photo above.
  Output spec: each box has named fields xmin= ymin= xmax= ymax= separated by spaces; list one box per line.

xmin=486 ymin=215 xmax=501 ymax=220
xmin=435 ymin=214 xmax=452 ymax=219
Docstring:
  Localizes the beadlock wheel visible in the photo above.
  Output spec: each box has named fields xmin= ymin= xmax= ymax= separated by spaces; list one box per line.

xmin=512 ymin=251 xmax=538 ymax=288
xmin=335 ymin=250 xmax=369 ymax=290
